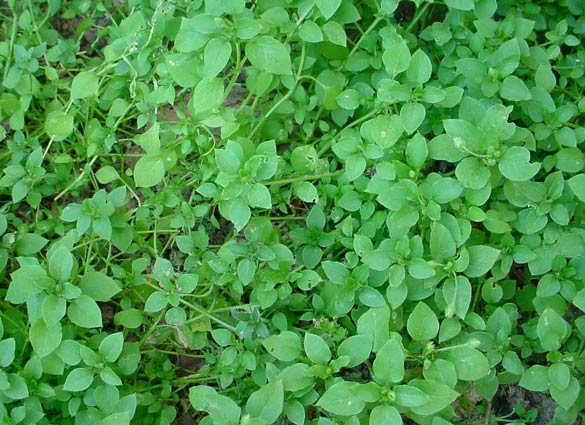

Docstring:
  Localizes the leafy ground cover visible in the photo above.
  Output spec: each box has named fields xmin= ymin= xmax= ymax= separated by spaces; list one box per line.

xmin=1 ymin=0 xmax=585 ymax=423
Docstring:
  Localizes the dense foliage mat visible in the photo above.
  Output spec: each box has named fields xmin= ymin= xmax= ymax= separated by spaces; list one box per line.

xmin=1 ymin=0 xmax=585 ymax=423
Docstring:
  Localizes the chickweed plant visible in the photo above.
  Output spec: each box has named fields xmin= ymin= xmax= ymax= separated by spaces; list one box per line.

xmin=1 ymin=0 xmax=585 ymax=424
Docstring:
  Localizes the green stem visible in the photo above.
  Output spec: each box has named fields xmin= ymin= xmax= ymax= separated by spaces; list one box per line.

xmin=223 ymin=42 xmax=245 ymax=105
xmin=54 ymin=156 xmax=99 ymax=201
xmin=2 ymin=3 xmax=18 ymax=85
xmin=42 ymin=99 xmax=74 ymax=161
xmin=179 ymin=298 xmax=237 ymax=332
xmin=267 ymin=170 xmax=343 ymax=186
xmin=236 ymin=90 xmax=256 ymax=113
xmin=349 ymin=16 xmax=382 ymax=56
xmin=405 ymin=2 xmax=432 ymax=33
xmin=0 ymin=310 xmax=28 ymax=336
xmin=141 ymin=349 xmax=204 ymax=358
xmin=142 ymin=282 xmax=236 ymax=332
xmin=317 ymin=108 xmax=379 ymax=156
xmin=249 ymin=42 xmax=307 ymax=138
xmin=283 ymin=0 xmax=316 ymax=45
xmin=139 ymin=310 xmax=165 ymax=346
xmin=577 ymin=339 xmax=585 ymax=362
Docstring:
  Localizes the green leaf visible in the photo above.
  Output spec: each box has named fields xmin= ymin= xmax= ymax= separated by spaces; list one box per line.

xmin=465 ymin=245 xmax=500 ymax=277
xmin=79 ymin=271 xmax=121 ymax=302
xmin=500 ymin=75 xmax=532 ymax=101
xmin=45 ymin=112 xmax=74 ymax=140
xmin=237 ymin=258 xmax=257 ymax=285
xmin=548 ymin=363 xmax=570 ymax=391
xmin=357 ymin=305 xmax=390 ymax=352
xmin=174 ymin=15 xmax=219 ymax=52
xmin=519 ymin=365 xmax=549 ymax=391
xmin=134 ymin=155 xmax=165 ymax=188
xmin=30 ymin=319 xmax=62 ymax=358
xmin=455 ymin=157 xmax=490 ymax=189
xmin=336 ymin=89 xmax=361 ymax=110
xmin=262 ymin=331 xmax=302 ymax=362
xmin=63 ymin=367 xmax=94 ymax=392
xmin=536 ymin=308 xmax=569 ymax=352
xmin=550 ymin=377 xmax=579 ymax=411
xmin=100 ymin=366 xmax=122 ymax=385
xmin=428 ymin=134 xmax=467 ymax=163
xmin=380 ymin=0 xmax=399 ymax=14
xmin=144 ymin=291 xmax=168 ymax=313
xmin=443 ymin=276 xmax=472 ymax=320
xmin=499 ymin=146 xmax=540 ymax=181
xmin=502 ymin=351 xmax=524 ymax=375
xmin=219 ymin=198 xmax=251 ymax=231
xmin=92 ymin=216 xmax=112 ymax=241
xmin=363 ymin=249 xmax=391 ymax=271
xmin=343 ymin=155 xmax=365 ymax=182
xmin=370 ymin=405 xmax=402 ymax=425
xmin=134 ymin=123 xmax=160 ymax=155
xmin=166 ymin=52 xmax=200 ymax=87
xmin=203 ymin=38 xmax=232 ymax=78
xmin=338 ymin=191 xmax=361 ymax=211
xmin=445 ymin=347 xmax=490 ymax=381
xmin=166 ymin=308 xmax=187 ymax=327
xmin=493 ymin=39 xmax=520 ymax=77
xmin=299 ymin=20 xmax=323 ymax=43
xmin=16 ymin=233 xmax=48 ymax=256
xmin=4 ymin=374 xmax=29 ymax=400
xmin=96 ymin=166 xmax=120 ymax=184
xmin=406 ymin=133 xmax=428 ymax=169
xmin=337 ymin=334 xmax=373 ymax=367
xmin=394 ymin=385 xmax=431 ymax=407
xmin=407 ymin=49 xmax=432 ymax=84
xmin=407 ymin=379 xmax=460 ymax=416
xmin=42 ymin=294 xmax=66 ymax=326
xmin=316 ymin=0 xmax=342 ymax=19
xmin=11 ymin=180 xmax=28 ymax=203
xmin=304 ymin=333 xmax=331 ymax=364
xmin=556 ymin=147 xmax=584 ymax=173
xmin=293 ymin=181 xmax=319 ymax=203
xmin=373 ymin=339 xmax=404 ymax=383
xmin=216 ymin=148 xmax=242 ymax=175
xmin=568 ymin=174 xmax=585 ymax=202
xmin=421 ymin=86 xmax=446 ymax=103
xmin=407 ymin=302 xmax=439 ymax=341
xmin=443 ymin=118 xmax=483 ymax=146
xmin=99 ymin=332 xmax=124 ymax=363
xmin=102 ymin=413 xmax=130 ymax=425
xmin=68 ymin=295 xmax=102 ymax=328
xmin=383 ymin=41 xmax=411 ymax=77
xmin=246 ymin=36 xmax=292 ymax=75
xmin=291 ymin=145 xmax=319 ymax=173
xmin=445 ymin=0 xmax=474 ymax=10
xmin=246 ymin=380 xmax=284 ymax=423
xmin=191 ymin=78 xmax=224 ymax=116
xmin=322 ymin=21 xmax=347 ymax=46
xmin=0 ymin=338 xmax=15 ymax=367
xmin=189 ymin=386 xmax=241 ymax=425
xmin=114 ymin=309 xmax=143 ymax=329
xmin=408 ymin=258 xmax=436 ymax=279
xmin=574 ymin=289 xmax=585 ymax=313
xmin=430 ymin=222 xmax=456 ymax=261
xmin=247 ymin=183 xmax=272 ymax=209
xmin=71 ymin=71 xmax=99 ymax=99
xmin=400 ymin=103 xmax=426 ymax=134
xmin=317 ymin=381 xmax=365 ymax=416
xmin=535 ymin=65 xmax=556 ymax=92
xmin=279 ymin=364 xmax=313 ymax=393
